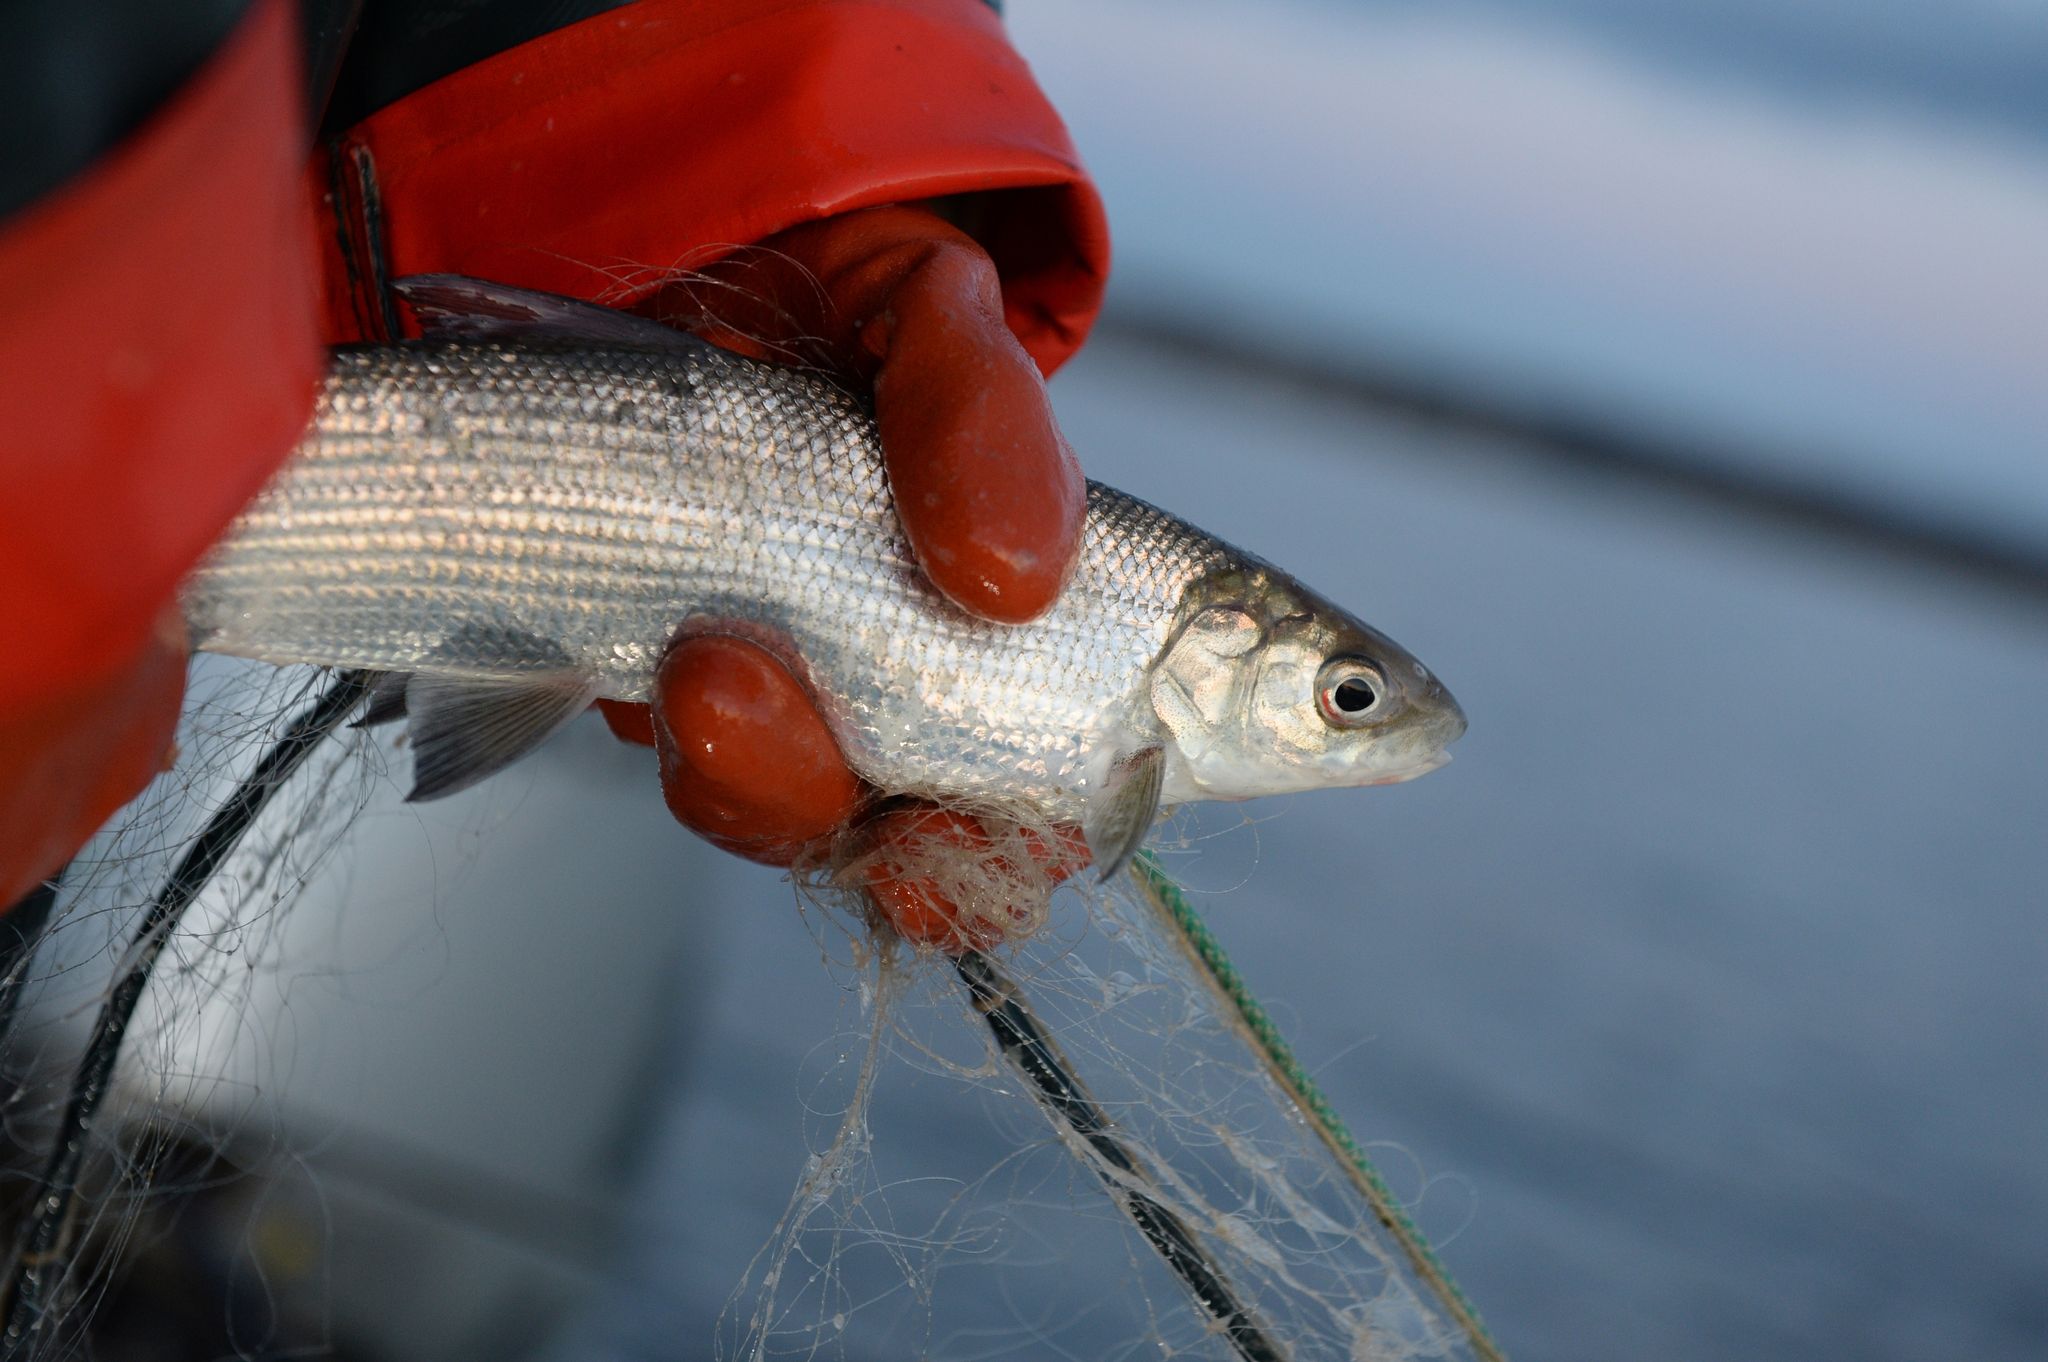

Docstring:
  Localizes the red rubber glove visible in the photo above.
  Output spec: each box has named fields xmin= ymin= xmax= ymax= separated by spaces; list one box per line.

xmin=601 ymin=204 xmax=1091 ymax=948
xmin=651 ymin=203 xmax=1087 ymax=623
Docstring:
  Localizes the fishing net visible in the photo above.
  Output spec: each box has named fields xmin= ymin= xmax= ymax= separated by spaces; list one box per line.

xmin=0 ymin=661 xmax=381 ymax=1359
xmin=717 ymin=812 xmax=1500 ymax=1362
xmin=0 ymin=665 xmax=1500 ymax=1362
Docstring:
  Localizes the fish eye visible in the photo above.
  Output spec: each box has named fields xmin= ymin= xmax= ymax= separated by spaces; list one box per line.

xmin=1316 ymin=657 xmax=1385 ymax=727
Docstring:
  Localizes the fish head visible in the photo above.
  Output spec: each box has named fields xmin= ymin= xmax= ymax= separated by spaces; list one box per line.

xmin=1148 ymin=565 xmax=1465 ymax=802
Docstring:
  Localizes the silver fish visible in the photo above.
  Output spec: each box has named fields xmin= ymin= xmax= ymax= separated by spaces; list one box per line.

xmin=185 ymin=278 xmax=1464 ymax=870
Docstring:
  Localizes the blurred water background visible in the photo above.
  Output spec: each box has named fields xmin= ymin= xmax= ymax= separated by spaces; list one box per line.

xmin=27 ymin=2 xmax=2048 ymax=1360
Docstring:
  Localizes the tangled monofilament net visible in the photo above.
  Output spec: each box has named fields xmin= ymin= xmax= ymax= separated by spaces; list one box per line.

xmin=802 ymin=799 xmax=1087 ymax=952
xmin=0 ymin=661 xmax=384 ymax=1361
xmin=747 ymin=804 xmax=1500 ymax=1362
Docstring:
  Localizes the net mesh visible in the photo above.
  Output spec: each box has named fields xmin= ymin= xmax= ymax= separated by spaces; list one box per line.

xmin=730 ymin=809 xmax=1500 ymax=1362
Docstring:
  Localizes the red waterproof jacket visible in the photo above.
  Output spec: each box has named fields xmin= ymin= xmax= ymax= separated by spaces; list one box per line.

xmin=0 ymin=0 xmax=1106 ymax=896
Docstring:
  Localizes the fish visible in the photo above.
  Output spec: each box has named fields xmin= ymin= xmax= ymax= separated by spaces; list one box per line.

xmin=184 ymin=277 xmax=1466 ymax=874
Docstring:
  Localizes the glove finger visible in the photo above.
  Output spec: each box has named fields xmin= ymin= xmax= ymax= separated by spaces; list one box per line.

xmin=660 ymin=205 xmax=1084 ymax=624
xmin=596 ymin=698 xmax=657 ymax=747
xmin=869 ymin=238 xmax=1085 ymax=623
xmin=650 ymin=634 xmax=862 ymax=866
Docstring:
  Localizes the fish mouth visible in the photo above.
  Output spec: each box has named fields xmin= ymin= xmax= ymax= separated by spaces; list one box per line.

xmin=1361 ymin=750 xmax=1453 ymax=787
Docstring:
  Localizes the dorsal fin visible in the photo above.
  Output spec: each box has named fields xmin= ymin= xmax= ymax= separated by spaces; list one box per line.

xmin=392 ymin=274 xmax=712 ymax=352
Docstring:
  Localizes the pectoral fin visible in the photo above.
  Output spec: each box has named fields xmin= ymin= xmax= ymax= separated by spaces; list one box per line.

xmin=352 ymin=672 xmax=410 ymax=729
xmin=404 ymin=671 xmax=603 ymax=802
xmin=1084 ymin=745 xmax=1166 ymax=883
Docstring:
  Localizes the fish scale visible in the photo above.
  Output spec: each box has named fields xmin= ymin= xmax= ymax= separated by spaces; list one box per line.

xmin=187 ymin=342 xmax=1227 ymax=816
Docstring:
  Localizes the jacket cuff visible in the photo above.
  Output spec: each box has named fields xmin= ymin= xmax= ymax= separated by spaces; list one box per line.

xmin=314 ymin=0 xmax=1108 ymax=376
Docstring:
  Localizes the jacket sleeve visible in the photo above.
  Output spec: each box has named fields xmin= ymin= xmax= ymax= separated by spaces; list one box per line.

xmin=0 ymin=0 xmax=322 ymax=715
xmin=312 ymin=0 xmax=1109 ymax=376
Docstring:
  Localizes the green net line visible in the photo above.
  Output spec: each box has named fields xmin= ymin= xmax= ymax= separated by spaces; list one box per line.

xmin=1129 ymin=852 xmax=1507 ymax=1362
